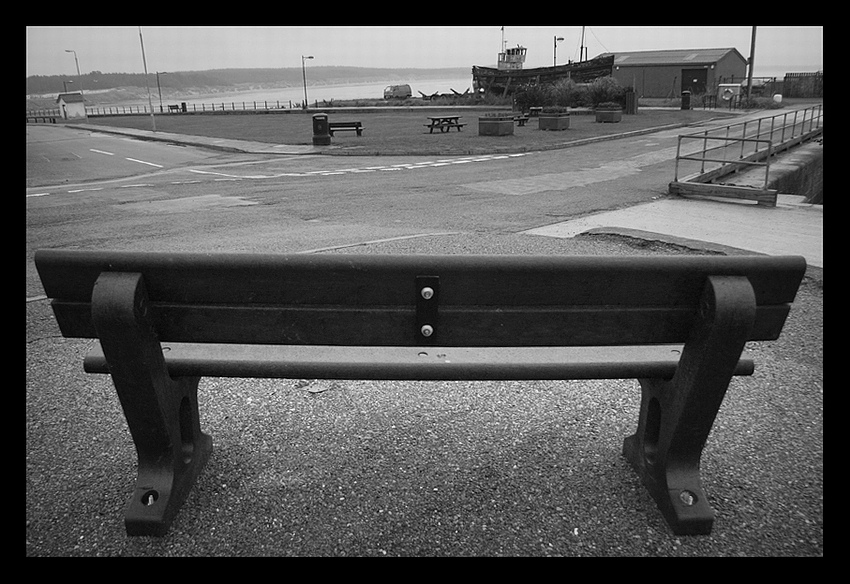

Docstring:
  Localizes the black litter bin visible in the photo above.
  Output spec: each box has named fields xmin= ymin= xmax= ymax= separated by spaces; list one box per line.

xmin=681 ymin=91 xmax=691 ymax=110
xmin=312 ymin=113 xmax=331 ymax=145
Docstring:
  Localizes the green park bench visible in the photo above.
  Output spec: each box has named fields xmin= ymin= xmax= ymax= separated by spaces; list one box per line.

xmin=34 ymin=250 xmax=806 ymax=537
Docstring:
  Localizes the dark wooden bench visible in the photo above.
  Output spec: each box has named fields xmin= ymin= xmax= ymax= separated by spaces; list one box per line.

xmin=167 ymin=104 xmax=182 ymax=113
xmin=328 ymin=121 xmax=363 ymax=136
xmin=514 ymin=115 xmax=530 ymax=126
xmin=34 ymin=250 xmax=806 ymax=537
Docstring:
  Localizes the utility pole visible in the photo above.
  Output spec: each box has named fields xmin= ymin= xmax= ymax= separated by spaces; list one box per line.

xmin=139 ymin=27 xmax=156 ymax=132
xmin=746 ymin=26 xmax=757 ymax=100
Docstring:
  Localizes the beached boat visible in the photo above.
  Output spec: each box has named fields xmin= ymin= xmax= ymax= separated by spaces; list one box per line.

xmin=472 ymin=45 xmax=614 ymax=96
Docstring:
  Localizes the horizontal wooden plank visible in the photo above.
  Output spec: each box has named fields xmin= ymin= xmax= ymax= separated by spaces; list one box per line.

xmin=49 ymin=301 xmax=792 ymax=346
xmin=669 ymin=181 xmax=778 ymax=205
xmin=83 ymin=342 xmax=755 ymax=381
xmin=35 ymin=250 xmax=806 ymax=307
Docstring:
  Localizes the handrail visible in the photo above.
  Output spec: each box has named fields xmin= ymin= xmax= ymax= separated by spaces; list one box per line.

xmin=673 ymin=104 xmax=823 ymax=189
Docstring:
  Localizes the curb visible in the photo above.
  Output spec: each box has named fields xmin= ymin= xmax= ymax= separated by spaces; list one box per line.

xmin=69 ymin=121 xmax=696 ymax=158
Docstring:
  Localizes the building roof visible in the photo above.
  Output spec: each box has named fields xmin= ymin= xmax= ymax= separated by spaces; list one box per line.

xmin=56 ymin=92 xmax=85 ymax=104
xmin=596 ymin=48 xmax=746 ymax=67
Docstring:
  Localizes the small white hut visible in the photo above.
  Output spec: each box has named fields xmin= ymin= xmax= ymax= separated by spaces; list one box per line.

xmin=56 ymin=92 xmax=87 ymax=119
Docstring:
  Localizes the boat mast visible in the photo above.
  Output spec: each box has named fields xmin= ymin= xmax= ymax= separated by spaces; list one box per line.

xmin=580 ymin=26 xmax=586 ymax=63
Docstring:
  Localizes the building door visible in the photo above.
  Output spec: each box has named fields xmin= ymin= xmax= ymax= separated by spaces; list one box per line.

xmin=681 ymin=69 xmax=708 ymax=94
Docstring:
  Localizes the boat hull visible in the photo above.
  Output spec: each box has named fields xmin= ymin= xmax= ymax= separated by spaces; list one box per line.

xmin=472 ymin=55 xmax=614 ymax=95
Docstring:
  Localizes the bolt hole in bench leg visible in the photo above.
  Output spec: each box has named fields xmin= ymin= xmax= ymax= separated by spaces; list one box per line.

xmin=91 ymin=272 xmax=212 ymax=536
xmin=622 ymin=275 xmax=755 ymax=535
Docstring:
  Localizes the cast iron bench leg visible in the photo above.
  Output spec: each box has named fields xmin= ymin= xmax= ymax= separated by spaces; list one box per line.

xmin=91 ymin=272 xmax=213 ymax=536
xmin=623 ymin=275 xmax=755 ymax=535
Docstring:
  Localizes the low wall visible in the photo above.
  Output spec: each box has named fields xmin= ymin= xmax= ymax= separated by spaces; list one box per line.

xmin=765 ymin=140 xmax=823 ymax=203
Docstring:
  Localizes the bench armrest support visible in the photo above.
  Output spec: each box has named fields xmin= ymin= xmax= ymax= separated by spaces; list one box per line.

xmin=91 ymin=271 xmax=212 ymax=536
xmin=623 ymin=275 xmax=756 ymax=535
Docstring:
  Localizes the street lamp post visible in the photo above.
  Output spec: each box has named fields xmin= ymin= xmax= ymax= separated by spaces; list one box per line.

xmin=65 ymin=49 xmax=83 ymax=95
xmin=554 ymin=36 xmax=564 ymax=68
xmin=157 ymin=72 xmax=168 ymax=112
xmin=302 ymin=55 xmax=314 ymax=109
xmin=138 ymin=26 xmax=156 ymax=132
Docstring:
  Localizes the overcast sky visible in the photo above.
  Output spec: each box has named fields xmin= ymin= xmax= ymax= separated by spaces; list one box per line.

xmin=26 ymin=26 xmax=822 ymax=79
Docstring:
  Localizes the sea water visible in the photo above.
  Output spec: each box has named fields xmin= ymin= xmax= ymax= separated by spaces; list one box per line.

xmin=119 ymin=77 xmax=475 ymax=110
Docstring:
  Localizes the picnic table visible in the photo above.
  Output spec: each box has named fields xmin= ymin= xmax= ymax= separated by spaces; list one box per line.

xmin=425 ymin=115 xmax=466 ymax=133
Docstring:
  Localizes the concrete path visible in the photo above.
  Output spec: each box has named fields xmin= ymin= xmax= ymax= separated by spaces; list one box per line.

xmin=524 ymin=195 xmax=822 ymax=267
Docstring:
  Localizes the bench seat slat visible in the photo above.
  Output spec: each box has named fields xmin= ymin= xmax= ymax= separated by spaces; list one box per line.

xmin=83 ymin=342 xmax=755 ymax=381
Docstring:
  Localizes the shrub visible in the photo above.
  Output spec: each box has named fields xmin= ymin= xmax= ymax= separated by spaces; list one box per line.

xmin=512 ymin=83 xmax=553 ymax=112
xmin=739 ymin=96 xmax=784 ymax=110
xmin=550 ymin=79 xmax=583 ymax=108
xmin=585 ymin=76 xmax=626 ymax=108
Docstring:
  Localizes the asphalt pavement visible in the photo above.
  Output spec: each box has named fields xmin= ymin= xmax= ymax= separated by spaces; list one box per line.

xmin=27 ymin=112 xmax=823 ymax=556
xmin=67 ymin=110 xmax=823 ymax=269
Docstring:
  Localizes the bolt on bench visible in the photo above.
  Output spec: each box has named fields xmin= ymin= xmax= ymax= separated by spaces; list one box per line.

xmin=34 ymin=250 xmax=806 ymax=537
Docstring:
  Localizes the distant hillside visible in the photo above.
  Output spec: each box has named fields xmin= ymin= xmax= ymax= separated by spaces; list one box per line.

xmin=26 ymin=66 xmax=470 ymax=96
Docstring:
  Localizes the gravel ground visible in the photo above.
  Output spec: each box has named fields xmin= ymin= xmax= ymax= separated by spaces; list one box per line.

xmin=25 ymin=232 xmax=823 ymax=556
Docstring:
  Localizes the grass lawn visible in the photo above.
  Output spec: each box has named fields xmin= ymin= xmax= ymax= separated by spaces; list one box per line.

xmin=82 ymin=107 xmax=735 ymax=156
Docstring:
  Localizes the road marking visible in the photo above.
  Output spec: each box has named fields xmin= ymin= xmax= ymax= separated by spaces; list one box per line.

xmin=297 ymin=232 xmax=462 ymax=254
xmin=67 ymin=187 xmax=104 ymax=193
xmin=120 ymin=184 xmax=153 ymax=188
xmin=125 ymin=157 xmax=163 ymax=168
xmin=90 ymin=149 xmax=114 ymax=156
xmin=26 ymin=192 xmax=51 ymax=198
xmin=181 ymin=152 xmax=531 ymax=181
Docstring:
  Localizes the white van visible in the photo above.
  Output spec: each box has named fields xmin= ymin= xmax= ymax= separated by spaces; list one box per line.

xmin=383 ymin=84 xmax=412 ymax=99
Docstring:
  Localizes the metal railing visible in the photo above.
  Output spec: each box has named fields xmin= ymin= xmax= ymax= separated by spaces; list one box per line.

xmin=673 ymin=104 xmax=823 ymax=190
xmin=26 ymin=99 xmax=303 ymax=119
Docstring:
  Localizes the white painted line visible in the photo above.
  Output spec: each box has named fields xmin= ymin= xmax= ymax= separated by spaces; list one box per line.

xmin=67 ymin=187 xmax=104 ymax=193
xmin=26 ymin=192 xmax=51 ymax=198
xmin=297 ymin=232 xmax=461 ymax=254
xmin=90 ymin=149 xmax=114 ymax=156
xmin=125 ymin=157 xmax=163 ymax=168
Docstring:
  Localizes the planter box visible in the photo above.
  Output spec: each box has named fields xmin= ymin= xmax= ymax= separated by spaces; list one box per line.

xmin=538 ymin=114 xmax=570 ymax=131
xmin=478 ymin=117 xmax=514 ymax=136
xmin=595 ymin=108 xmax=622 ymax=123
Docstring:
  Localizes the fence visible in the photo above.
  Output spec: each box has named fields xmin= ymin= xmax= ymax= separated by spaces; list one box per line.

xmin=783 ymin=72 xmax=823 ymax=98
xmin=26 ymin=99 xmax=304 ymax=119
xmin=671 ymin=104 xmax=823 ymax=205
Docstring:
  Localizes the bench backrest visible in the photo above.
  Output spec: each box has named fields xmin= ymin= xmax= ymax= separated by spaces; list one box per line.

xmin=35 ymin=250 xmax=806 ymax=348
